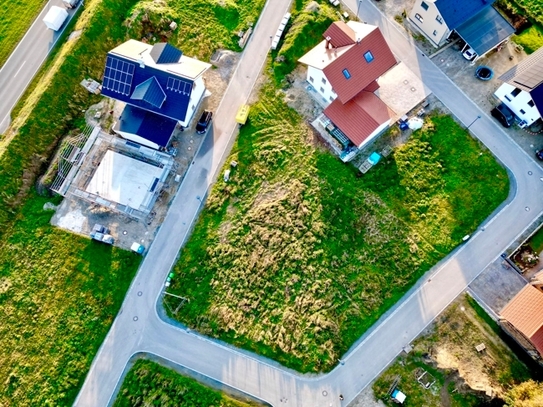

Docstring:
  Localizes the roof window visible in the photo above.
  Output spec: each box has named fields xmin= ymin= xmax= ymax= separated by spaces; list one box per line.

xmin=342 ymin=69 xmax=351 ymax=79
xmin=364 ymin=51 xmax=374 ymax=63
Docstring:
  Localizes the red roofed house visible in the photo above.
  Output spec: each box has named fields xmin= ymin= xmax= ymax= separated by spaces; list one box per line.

xmin=298 ymin=21 xmax=397 ymax=156
xmin=500 ymin=284 xmax=543 ymax=364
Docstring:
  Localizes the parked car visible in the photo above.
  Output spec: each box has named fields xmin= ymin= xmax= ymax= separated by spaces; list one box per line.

xmin=491 ymin=103 xmax=515 ymax=128
xmin=462 ymin=47 xmax=477 ymax=61
xmin=196 ymin=110 xmax=212 ymax=134
xmin=536 ymin=149 xmax=543 ymax=161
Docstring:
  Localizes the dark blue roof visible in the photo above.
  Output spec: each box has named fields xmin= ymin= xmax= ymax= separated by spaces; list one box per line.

xmin=456 ymin=7 xmax=515 ymax=55
xmin=117 ymin=105 xmax=177 ymax=147
xmin=150 ymin=43 xmax=183 ymax=64
xmin=102 ymin=54 xmax=193 ymax=122
xmin=130 ymin=77 xmax=166 ymax=108
xmin=531 ymin=85 xmax=543 ymax=117
xmin=435 ymin=0 xmax=493 ymax=29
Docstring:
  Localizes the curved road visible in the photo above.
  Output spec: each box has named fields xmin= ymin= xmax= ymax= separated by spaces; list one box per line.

xmin=75 ymin=0 xmax=543 ymax=406
xmin=0 ymin=0 xmax=80 ymax=133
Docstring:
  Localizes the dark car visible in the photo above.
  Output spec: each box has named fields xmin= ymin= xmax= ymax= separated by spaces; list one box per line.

xmin=536 ymin=149 xmax=543 ymax=161
xmin=196 ymin=110 xmax=212 ymax=134
xmin=491 ymin=103 xmax=515 ymax=128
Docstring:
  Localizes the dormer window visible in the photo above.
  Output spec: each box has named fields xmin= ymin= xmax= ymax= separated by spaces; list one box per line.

xmin=364 ymin=51 xmax=374 ymax=63
xmin=342 ymin=69 xmax=351 ymax=79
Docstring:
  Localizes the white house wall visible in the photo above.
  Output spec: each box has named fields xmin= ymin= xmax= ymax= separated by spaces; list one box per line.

xmin=307 ymin=65 xmax=337 ymax=105
xmin=495 ymin=83 xmax=541 ymax=126
xmin=409 ymin=0 xmax=450 ymax=48
xmin=114 ymin=127 xmax=160 ymax=150
xmin=179 ymin=76 xmax=207 ymax=127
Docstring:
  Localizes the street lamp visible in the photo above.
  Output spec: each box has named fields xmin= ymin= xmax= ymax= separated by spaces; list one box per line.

xmin=467 ymin=115 xmax=481 ymax=130
xmin=357 ymin=0 xmax=363 ymax=18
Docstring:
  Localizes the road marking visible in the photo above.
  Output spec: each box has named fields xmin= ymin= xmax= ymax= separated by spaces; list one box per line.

xmin=13 ymin=61 xmax=26 ymax=78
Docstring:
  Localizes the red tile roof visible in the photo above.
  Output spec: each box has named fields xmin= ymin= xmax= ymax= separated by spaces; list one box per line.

xmin=501 ymin=285 xmax=543 ymax=355
xmin=323 ymin=21 xmax=356 ymax=48
xmin=324 ymin=91 xmax=392 ymax=147
xmin=323 ymin=27 xmax=397 ymax=104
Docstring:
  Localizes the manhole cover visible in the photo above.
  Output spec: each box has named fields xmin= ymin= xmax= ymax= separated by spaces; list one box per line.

xmin=526 ymin=207 xmax=530 ymax=211
xmin=528 ymin=171 xmax=533 ymax=175
xmin=322 ymin=390 xmax=328 ymax=396
xmin=137 ymin=291 xmax=143 ymax=296
xmin=133 ymin=316 xmax=138 ymax=321
xmin=123 ymin=230 xmax=127 ymax=235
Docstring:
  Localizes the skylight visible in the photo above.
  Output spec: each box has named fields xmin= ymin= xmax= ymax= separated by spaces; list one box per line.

xmin=364 ymin=51 xmax=374 ymax=63
xmin=342 ymin=69 xmax=351 ymax=79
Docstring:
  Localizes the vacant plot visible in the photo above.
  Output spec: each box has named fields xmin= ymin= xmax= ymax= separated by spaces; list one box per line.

xmin=373 ymin=295 xmax=531 ymax=406
xmin=0 ymin=0 xmax=48 ymax=67
xmin=165 ymin=81 xmax=509 ymax=372
xmin=0 ymin=0 xmax=265 ymax=404
xmin=114 ymin=359 xmax=263 ymax=407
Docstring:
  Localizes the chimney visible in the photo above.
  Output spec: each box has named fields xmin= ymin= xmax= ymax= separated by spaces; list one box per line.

xmin=325 ymin=36 xmax=332 ymax=49
xmin=139 ymin=56 xmax=145 ymax=68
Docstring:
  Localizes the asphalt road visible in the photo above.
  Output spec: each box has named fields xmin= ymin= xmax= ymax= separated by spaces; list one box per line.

xmin=0 ymin=0 xmax=80 ymax=134
xmin=74 ymin=0 xmax=543 ymax=406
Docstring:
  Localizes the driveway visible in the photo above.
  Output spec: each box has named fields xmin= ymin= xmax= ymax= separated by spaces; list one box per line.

xmin=75 ymin=1 xmax=543 ymax=407
xmin=0 ymin=0 xmax=81 ymax=133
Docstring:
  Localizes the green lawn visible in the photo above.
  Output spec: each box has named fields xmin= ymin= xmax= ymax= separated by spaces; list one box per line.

xmin=373 ymin=295 xmax=531 ymax=406
xmin=114 ymin=359 xmax=262 ymax=407
xmin=165 ymin=81 xmax=509 ymax=373
xmin=0 ymin=0 xmax=48 ymax=68
xmin=0 ymin=0 xmax=266 ymax=404
xmin=513 ymin=24 xmax=543 ymax=54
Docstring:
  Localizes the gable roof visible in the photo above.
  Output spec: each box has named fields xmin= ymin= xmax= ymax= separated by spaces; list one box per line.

xmin=150 ymin=43 xmax=183 ymax=64
xmin=324 ymin=91 xmax=392 ymax=146
xmin=101 ymin=40 xmax=211 ymax=122
xmin=501 ymin=285 xmax=543 ymax=354
xmin=116 ymin=105 xmax=177 ymax=148
xmin=455 ymin=6 xmax=515 ymax=56
xmin=434 ymin=0 xmax=493 ymax=29
xmin=323 ymin=21 xmax=356 ymax=48
xmin=323 ymin=27 xmax=397 ymax=104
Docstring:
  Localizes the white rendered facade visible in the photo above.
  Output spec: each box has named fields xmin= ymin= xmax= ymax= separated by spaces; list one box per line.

xmin=179 ymin=76 xmax=207 ymax=127
xmin=409 ymin=0 xmax=450 ymax=47
xmin=495 ymin=83 xmax=541 ymax=127
xmin=307 ymin=65 xmax=336 ymax=105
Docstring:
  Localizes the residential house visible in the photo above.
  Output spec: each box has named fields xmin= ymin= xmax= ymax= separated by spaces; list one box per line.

xmin=500 ymin=284 xmax=543 ymax=364
xmin=298 ymin=21 xmax=397 ymax=154
xmin=101 ymin=40 xmax=211 ymax=150
xmin=409 ymin=0 xmax=514 ymax=59
xmin=494 ymin=46 xmax=543 ymax=128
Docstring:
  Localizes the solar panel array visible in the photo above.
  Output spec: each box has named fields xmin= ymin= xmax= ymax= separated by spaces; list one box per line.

xmin=103 ymin=56 xmax=135 ymax=95
xmin=514 ymin=69 xmax=543 ymax=90
xmin=166 ymin=77 xmax=192 ymax=95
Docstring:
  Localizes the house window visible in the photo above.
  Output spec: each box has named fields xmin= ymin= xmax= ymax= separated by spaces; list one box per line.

xmin=320 ymin=87 xmax=325 ymax=93
xmin=309 ymin=76 xmax=314 ymax=83
xmin=504 ymin=95 xmax=511 ymax=101
xmin=520 ymin=109 xmax=526 ymax=115
xmin=511 ymin=88 xmax=521 ymax=97
xmin=415 ymin=13 xmax=424 ymax=23
xmin=342 ymin=69 xmax=351 ymax=79
xmin=329 ymin=96 xmax=334 ymax=102
xmin=433 ymin=30 xmax=437 ymax=36
xmin=364 ymin=51 xmax=374 ymax=63
xmin=436 ymin=15 xmax=443 ymax=24
xmin=321 ymin=78 xmax=327 ymax=84
xmin=421 ymin=1 xmax=429 ymax=10
xmin=528 ymin=100 xmax=535 ymax=107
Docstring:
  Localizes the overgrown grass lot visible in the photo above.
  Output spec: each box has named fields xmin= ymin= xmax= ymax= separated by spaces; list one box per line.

xmin=513 ymin=24 xmax=543 ymax=54
xmin=373 ymin=295 xmax=531 ymax=406
xmin=0 ymin=0 xmax=48 ymax=67
xmin=114 ymin=359 xmax=262 ymax=407
xmin=166 ymin=84 xmax=509 ymax=373
xmin=0 ymin=0 xmax=263 ymax=404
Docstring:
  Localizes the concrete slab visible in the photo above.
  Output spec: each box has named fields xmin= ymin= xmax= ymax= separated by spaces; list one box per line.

xmin=376 ymin=62 xmax=431 ymax=120
xmin=86 ymin=150 xmax=164 ymax=210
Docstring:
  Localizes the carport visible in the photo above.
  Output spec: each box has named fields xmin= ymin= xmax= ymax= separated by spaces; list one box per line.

xmin=456 ymin=6 xmax=515 ymax=61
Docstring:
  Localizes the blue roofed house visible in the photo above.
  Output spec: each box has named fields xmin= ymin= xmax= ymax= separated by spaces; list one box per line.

xmin=101 ymin=39 xmax=211 ymax=150
xmin=409 ymin=0 xmax=514 ymax=60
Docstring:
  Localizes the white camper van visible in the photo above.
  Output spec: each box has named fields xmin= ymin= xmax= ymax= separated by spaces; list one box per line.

xmin=43 ymin=6 xmax=69 ymax=31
